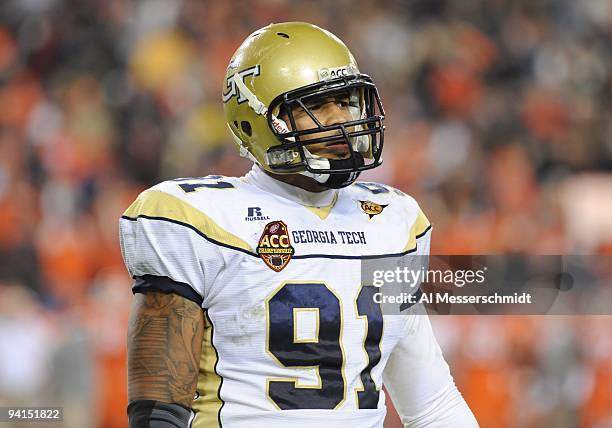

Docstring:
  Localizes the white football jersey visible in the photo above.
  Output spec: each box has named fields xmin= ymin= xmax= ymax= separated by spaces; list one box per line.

xmin=120 ymin=167 xmax=444 ymax=428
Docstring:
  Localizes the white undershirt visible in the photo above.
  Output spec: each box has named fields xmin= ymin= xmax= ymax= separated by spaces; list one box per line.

xmin=243 ymin=165 xmax=338 ymax=207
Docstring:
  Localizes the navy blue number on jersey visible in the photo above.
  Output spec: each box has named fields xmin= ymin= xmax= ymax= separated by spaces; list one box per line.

xmin=176 ymin=176 xmax=235 ymax=192
xmin=267 ymin=282 xmax=344 ymax=409
xmin=267 ymin=282 xmax=384 ymax=410
xmin=356 ymin=286 xmax=383 ymax=408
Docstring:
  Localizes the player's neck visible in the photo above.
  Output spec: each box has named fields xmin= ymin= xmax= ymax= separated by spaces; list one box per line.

xmin=245 ymin=165 xmax=337 ymax=207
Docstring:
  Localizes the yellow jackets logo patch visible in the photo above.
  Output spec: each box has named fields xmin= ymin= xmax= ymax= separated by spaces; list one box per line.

xmin=359 ymin=201 xmax=388 ymax=219
xmin=257 ymin=221 xmax=294 ymax=272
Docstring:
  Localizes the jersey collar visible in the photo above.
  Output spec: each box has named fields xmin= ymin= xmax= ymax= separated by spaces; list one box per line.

xmin=244 ymin=165 xmax=338 ymax=208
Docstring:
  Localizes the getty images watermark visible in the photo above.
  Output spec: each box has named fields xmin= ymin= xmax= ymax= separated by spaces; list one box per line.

xmin=362 ymin=255 xmax=612 ymax=315
xmin=370 ymin=264 xmax=532 ymax=306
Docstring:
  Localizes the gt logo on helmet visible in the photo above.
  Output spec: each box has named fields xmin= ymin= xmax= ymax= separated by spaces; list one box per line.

xmin=222 ymin=65 xmax=261 ymax=104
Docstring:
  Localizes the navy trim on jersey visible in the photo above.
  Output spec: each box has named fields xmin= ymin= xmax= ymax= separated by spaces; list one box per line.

xmin=292 ymin=248 xmax=417 ymax=260
xmin=415 ymin=224 xmax=432 ymax=240
xmin=132 ymin=274 xmax=204 ymax=306
xmin=121 ymin=216 xmax=431 ymax=260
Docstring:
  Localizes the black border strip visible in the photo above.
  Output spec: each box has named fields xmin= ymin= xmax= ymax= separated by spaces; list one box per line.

xmin=292 ymin=247 xmax=417 ymax=260
xmin=132 ymin=274 xmax=204 ymax=306
xmin=415 ymin=224 xmax=432 ymax=240
xmin=121 ymin=216 xmax=432 ymax=260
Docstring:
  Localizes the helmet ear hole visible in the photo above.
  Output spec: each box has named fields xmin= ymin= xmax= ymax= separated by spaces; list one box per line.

xmin=241 ymin=121 xmax=252 ymax=136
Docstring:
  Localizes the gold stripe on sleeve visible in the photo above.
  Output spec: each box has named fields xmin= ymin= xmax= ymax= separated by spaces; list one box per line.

xmin=123 ymin=189 xmax=253 ymax=253
xmin=403 ymin=209 xmax=431 ymax=251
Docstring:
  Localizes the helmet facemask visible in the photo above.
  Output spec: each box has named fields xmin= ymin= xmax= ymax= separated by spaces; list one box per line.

xmin=266 ymin=74 xmax=385 ymax=188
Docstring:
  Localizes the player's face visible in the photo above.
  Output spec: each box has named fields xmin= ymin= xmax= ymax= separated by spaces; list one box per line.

xmin=282 ymin=92 xmax=356 ymax=160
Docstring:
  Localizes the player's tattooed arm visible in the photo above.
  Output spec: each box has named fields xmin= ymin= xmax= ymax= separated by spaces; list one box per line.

xmin=127 ymin=291 xmax=204 ymax=407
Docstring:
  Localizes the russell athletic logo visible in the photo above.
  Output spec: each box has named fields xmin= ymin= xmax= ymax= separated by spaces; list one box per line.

xmin=245 ymin=207 xmax=270 ymax=222
xmin=257 ymin=221 xmax=295 ymax=272
xmin=359 ymin=200 xmax=388 ymax=219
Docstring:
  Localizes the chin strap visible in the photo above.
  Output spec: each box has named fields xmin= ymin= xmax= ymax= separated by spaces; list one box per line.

xmin=324 ymin=155 xmax=365 ymax=188
xmin=298 ymin=147 xmax=331 ymax=184
xmin=299 ymin=149 xmax=365 ymax=188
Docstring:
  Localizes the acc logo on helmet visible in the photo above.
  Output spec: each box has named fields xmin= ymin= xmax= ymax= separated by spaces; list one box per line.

xmin=318 ymin=64 xmax=358 ymax=81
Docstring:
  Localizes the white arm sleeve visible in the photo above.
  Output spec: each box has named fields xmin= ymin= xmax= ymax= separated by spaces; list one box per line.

xmin=383 ymin=307 xmax=478 ymax=427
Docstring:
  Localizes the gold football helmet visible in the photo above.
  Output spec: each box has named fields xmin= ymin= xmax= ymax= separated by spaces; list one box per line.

xmin=222 ymin=22 xmax=385 ymax=188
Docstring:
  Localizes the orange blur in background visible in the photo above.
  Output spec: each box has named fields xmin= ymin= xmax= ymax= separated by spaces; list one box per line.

xmin=0 ymin=1 xmax=611 ymax=427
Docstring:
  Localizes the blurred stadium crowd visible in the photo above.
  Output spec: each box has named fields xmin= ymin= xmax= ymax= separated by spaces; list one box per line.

xmin=0 ymin=0 xmax=611 ymax=427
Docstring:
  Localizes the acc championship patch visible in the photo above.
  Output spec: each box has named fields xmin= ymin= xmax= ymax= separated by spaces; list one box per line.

xmin=359 ymin=201 xmax=388 ymax=219
xmin=257 ymin=221 xmax=295 ymax=272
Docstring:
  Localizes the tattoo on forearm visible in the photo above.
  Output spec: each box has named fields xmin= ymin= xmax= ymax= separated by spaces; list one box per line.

xmin=127 ymin=292 xmax=204 ymax=407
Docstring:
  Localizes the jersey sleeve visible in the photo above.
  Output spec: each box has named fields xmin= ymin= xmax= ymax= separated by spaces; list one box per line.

xmin=119 ymin=188 xmax=225 ymax=307
xmin=384 ymin=200 xmax=477 ymax=425
xmin=405 ymin=201 xmax=432 ymax=256
xmin=396 ymin=200 xmax=432 ymax=311
xmin=383 ymin=305 xmax=478 ymax=427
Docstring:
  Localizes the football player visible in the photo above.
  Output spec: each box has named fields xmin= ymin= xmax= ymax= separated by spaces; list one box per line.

xmin=121 ymin=22 xmax=478 ymax=428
